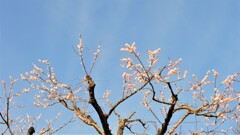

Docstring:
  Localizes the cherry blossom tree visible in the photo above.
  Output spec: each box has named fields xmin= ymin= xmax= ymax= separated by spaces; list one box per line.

xmin=1 ymin=36 xmax=239 ymax=134
xmin=0 ymin=77 xmax=74 ymax=135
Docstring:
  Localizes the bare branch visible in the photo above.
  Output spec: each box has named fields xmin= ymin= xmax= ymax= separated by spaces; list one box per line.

xmin=168 ymin=111 xmax=190 ymax=134
xmin=116 ymin=112 xmax=148 ymax=135
xmin=107 ymin=75 xmax=154 ymax=118
xmin=86 ymin=75 xmax=112 ymax=135
xmin=59 ymin=99 xmax=74 ymax=111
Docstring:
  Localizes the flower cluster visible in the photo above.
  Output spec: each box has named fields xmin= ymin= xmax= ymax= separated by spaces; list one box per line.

xmin=120 ymin=42 xmax=136 ymax=53
xmin=21 ymin=60 xmax=82 ymax=109
xmin=143 ymin=91 xmax=151 ymax=109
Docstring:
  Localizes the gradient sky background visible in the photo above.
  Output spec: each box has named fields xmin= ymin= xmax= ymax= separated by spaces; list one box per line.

xmin=1 ymin=0 xmax=240 ymax=134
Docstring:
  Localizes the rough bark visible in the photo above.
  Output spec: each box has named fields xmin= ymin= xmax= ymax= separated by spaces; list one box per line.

xmin=86 ymin=75 xmax=112 ymax=135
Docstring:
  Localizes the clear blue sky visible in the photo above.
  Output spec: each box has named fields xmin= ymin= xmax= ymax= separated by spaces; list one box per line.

xmin=1 ymin=0 xmax=240 ymax=134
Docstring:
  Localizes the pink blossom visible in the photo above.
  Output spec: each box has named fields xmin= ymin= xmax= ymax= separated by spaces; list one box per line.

xmin=122 ymin=72 xmax=132 ymax=81
xmin=22 ymin=88 xmax=30 ymax=93
xmin=193 ymin=91 xmax=199 ymax=97
xmin=77 ymin=36 xmax=84 ymax=51
xmin=43 ymin=103 xmax=50 ymax=108
xmin=222 ymin=73 xmax=238 ymax=85
xmin=36 ymin=113 xmax=42 ymax=121
xmin=212 ymin=94 xmax=220 ymax=102
xmin=201 ymin=70 xmax=210 ymax=84
xmin=41 ymin=83 xmax=49 ymax=91
xmin=65 ymin=93 xmax=72 ymax=100
xmin=183 ymin=70 xmax=188 ymax=78
xmin=26 ymin=113 xmax=31 ymax=124
xmin=14 ymin=93 xmax=21 ymax=97
xmin=103 ymin=90 xmax=111 ymax=98
xmin=120 ymin=42 xmax=136 ymax=53
xmin=36 ymin=95 xmax=42 ymax=98
xmin=28 ymin=76 xmax=38 ymax=81
xmin=20 ymin=74 xmax=26 ymax=80
xmin=160 ymin=92 xmax=164 ymax=100
xmin=120 ymin=58 xmax=130 ymax=62
xmin=217 ymin=112 xmax=227 ymax=119
xmin=237 ymin=92 xmax=240 ymax=98
xmin=154 ymin=70 xmax=162 ymax=83
xmin=55 ymin=112 xmax=62 ymax=120
xmin=173 ymin=58 xmax=182 ymax=66
xmin=212 ymin=69 xmax=219 ymax=78
xmin=125 ymin=83 xmax=136 ymax=87
xmin=169 ymin=58 xmax=182 ymax=67
xmin=147 ymin=48 xmax=161 ymax=60
xmin=167 ymin=68 xmax=179 ymax=76
xmin=189 ymin=82 xmax=200 ymax=90
xmin=192 ymin=74 xmax=199 ymax=84
xmin=145 ymin=91 xmax=151 ymax=96
xmin=147 ymin=48 xmax=161 ymax=55
xmin=2 ymin=80 xmax=6 ymax=87
xmin=43 ymin=99 xmax=48 ymax=102
xmin=120 ymin=58 xmax=134 ymax=70
xmin=143 ymin=91 xmax=151 ymax=109
xmin=32 ymin=63 xmax=43 ymax=72
xmin=231 ymin=73 xmax=238 ymax=80
xmin=222 ymin=76 xmax=231 ymax=84
xmin=38 ymin=59 xmax=49 ymax=64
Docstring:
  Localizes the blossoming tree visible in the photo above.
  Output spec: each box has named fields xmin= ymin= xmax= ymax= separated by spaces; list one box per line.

xmin=1 ymin=37 xmax=239 ymax=134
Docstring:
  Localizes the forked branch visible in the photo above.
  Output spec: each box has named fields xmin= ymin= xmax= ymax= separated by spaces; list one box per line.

xmin=86 ymin=75 xmax=112 ymax=135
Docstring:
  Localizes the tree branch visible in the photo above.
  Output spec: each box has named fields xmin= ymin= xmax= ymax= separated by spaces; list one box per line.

xmin=26 ymin=127 xmax=35 ymax=135
xmin=86 ymin=75 xmax=112 ymax=135
xmin=116 ymin=112 xmax=147 ymax=135
xmin=107 ymin=75 xmax=154 ymax=118
xmin=59 ymin=99 xmax=74 ymax=111
xmin=157 ymin=82 xmax=178 ymax=135
xmin=168 ymin=111 xmax=190 ymax=134
xmin=74 ymin=107 xmax=104 ymax=135
xmin=0 ymin=97 xmax=14 ymax=135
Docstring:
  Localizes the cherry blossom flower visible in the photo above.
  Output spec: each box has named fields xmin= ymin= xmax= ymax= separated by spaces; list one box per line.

xmin=22 ymin=88 xmax=30 ymax=93
xmin=36 ymin=95 xmax=42 ymax=98
xmin=32 ymin=63 xmax=43 ymax=72
xmin=147 ymin=48 xmax=161 ymax=59
xmin=38 ymin=59 xmax=49 ymax=64
xmin=36 ymin=113 xmax=42 ymax=121
xmin=212 ymin=69 xmax=219 ymax=78
xmin=201 ymin=70 xmax=210 ymax=84
xmin=120 ymin=58 xmax=134 ymax=70
xmin=20 ymin=74 xmax=26 ymax=80
xmin=154 ymin=70 xmax=162 ymax=83
xmin=147 ymin=48 xmax=161 ymax=56
xmin=103 ymin=90 xmax=111 ymax=98
xmin=55 ymin=112 xmax=62 ymax=120
xmin=120 ymin=42 xmax=136 ymax=53
xmin=122 ymin=72 xmax=132 ymax=81
xmin=192 ymin=74 xmax=199 ymax=84
xmin=167 ymin=68 xmax=179 ymax=76
xmin=143 ymin=91 xmax=151 ymax=109
xmin=183 ymin=70 xmax=188 ymax=78
xmin=77 ymin=36 xmax=84 ymax=51
xmin=28 ymin=76 xmax=38 ymax=81
xmin=169 ymin=58 xmax=182 ymax=67
xmin=26 ymin=113 xmax=31 ymax=125
xmin=193 ymin=91 xmax=199 ymax=97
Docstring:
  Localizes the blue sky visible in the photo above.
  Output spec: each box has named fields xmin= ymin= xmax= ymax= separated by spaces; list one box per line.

xmin=1 ymin=0 xmax=240 ymax=134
